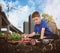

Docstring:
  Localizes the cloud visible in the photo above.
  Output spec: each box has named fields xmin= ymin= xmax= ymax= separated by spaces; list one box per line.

xmin=7 ymin=0 xmax=37 ymax=32
xmin=28 ymin=0 xmax=46 ymax=13
xmin=0 ymin=0 xmax=46 ymax=32
xmin=0 ymin=0 xmax=36 ymax=32
xmin=8 ymin=5 xmax=29 ymax=32
xmin=43 ymin=0 xmax=60 ymax=29
xmin=8 ymin=5 xmax=35 ymax=32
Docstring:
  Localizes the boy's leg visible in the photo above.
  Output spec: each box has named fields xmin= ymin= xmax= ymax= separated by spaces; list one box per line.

xmin=52 ymin=34 xmax=59 ymax=40
xmin=45 ymin=34 xmax=59 ymax=40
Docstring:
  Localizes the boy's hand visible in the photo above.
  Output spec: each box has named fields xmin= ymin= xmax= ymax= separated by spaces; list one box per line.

xmin=40 ymin=37 xmax=44 ymax=39
xmin=22 ymin=34 xmax=28 ymax=38
xmin=40 ymin=36 xmax=46 ymax=39
xmin=22 ymin=32 xmax=35 ymax=38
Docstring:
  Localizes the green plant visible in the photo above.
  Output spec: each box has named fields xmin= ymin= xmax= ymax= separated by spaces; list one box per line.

xmin=0 ymin=33 xmax=4 ymax=37
xmin=10 ymin=32 xmax=22 ymax=39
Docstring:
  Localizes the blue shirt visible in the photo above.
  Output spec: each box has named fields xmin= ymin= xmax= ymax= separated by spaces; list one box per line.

xmin=34 ymin=19 xmax=53 ymax=35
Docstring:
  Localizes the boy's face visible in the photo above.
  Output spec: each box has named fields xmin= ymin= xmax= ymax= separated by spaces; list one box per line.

xmin=32 ymin=17 xmax=41 ymax=24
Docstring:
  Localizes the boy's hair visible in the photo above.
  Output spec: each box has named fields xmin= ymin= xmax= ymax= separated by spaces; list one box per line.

xmin=32 ymin=11 xmax=40 ymax=18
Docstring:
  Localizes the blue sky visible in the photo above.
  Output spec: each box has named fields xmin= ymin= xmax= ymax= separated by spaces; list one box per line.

xmin=4 ymin=0 xmax=46 ymax=13
xmin=0 ymin=0 xmax=60 ymax=32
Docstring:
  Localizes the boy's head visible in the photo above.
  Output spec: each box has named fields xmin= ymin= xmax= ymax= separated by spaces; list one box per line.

xmin=32 ymin=11 xmax=41 ymax=24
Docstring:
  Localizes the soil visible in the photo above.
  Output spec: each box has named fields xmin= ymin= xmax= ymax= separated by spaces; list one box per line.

xmin=0 ymin=38 xmax=60 ymax=53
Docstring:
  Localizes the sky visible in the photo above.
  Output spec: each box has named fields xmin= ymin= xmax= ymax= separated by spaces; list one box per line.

xmin=0 ymin=0 xmax=60 ymax=32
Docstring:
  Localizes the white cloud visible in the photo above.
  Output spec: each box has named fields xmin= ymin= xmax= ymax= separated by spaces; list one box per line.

xmin=8 ymin=5 xmax=29 ymax=32
xmin=0 ymin=0 xmax=45 ymax=32
xmin=8 ymin=5 xmax=35 ymax=32
xmin=0 ymin=0 xmax=36 ymax=32
xmin=28 ymin=0 xmax=35 ymax=6
xmin=43 ymin=0 xmax=60 ymax=29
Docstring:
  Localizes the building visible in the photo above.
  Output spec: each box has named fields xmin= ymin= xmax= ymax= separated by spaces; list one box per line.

xmin=0 ymin=6 xmax=10 ymax=32
xmin=29 ymin=15 xmax=34 ymax=33
xmin=10 ymin=25 xmax=23 ymax=34
xmin=0 ymin=6 xmax=23 ymax=34
xmin=23 ymin=22 xmax=29 ymax=34
xmin=23 ymin=15 xmax=34 ymax=34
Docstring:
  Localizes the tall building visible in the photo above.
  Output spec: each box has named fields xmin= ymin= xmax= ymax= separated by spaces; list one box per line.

xmin=29 ymin=15 xmax=34 ymax=33
xmin=0 ymin=6 xmax=22 ymax=34
xmin=23 ymin=15 xmax=34 ymax=34
xmin=23 ymin=22 xmax=29 ymax=34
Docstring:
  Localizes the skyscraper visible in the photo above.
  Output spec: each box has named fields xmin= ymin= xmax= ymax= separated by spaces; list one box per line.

xmin=23 ymin=15 xmax=34 ymax=34
xmin=23 ymin=22 xmax=29 ymax=34
xmin=29 ymin=15 xmax=34 ymax=33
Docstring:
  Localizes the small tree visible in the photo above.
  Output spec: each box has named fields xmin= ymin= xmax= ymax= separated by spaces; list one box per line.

xmin=42 ymin=13 xmax=54 ymax=22
xmin=42 ymin=13 xmax=57 ymax=34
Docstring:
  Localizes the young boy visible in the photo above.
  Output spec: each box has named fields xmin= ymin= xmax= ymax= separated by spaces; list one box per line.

xmin=23 ymin=11 xmax=59 ymax=40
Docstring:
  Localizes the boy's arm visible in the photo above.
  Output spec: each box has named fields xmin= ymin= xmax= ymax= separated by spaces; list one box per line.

xmin=40 ymin=28 xmax=45 ymax=39
xmin=22 ymin=32 xmax=35 ymax=38
xmin=27 ymin=32 xmax=35 ymax=37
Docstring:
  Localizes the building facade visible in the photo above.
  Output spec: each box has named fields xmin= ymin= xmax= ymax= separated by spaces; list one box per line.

xmin=23 ymin=15 xmax=34 ymax=34
xmin=0 ymin=6 xmax=22 ymax=34
xmin=23 ymin=22 xmax=29 ymax=34
xmin=29 ymin=15 xmax=34 ymax=33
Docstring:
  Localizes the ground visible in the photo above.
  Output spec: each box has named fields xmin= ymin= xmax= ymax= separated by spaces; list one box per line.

xmin=0 ymin=38 xmax=60 ymax=53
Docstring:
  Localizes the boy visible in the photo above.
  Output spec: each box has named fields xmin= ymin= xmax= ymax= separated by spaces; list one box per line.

xmin=23 ymin=11 xmax=59 ymax=41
